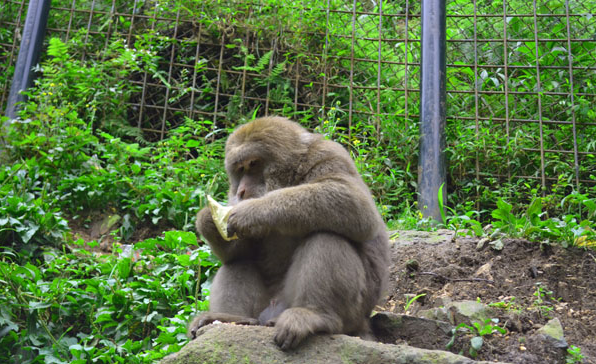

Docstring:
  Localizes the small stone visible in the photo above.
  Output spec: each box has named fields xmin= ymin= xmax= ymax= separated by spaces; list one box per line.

xmin=476 ymin=237 xmax=490 ymax=249
xmin=405 ymin=259 xmax=419 ymax=272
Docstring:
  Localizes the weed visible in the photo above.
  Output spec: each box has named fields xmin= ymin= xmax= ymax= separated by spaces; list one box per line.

xmin=447 ymin=318 xmax=507 ymax=358
xmin=566 ymin=345 xmax=585 ymax=364
xmin=532 ymin=283 xmax=560 ymax=318
xmin=403 ymin=293 xmax=426 ymax=313
xmin=488 ymin=296 xmax=522 ymax=314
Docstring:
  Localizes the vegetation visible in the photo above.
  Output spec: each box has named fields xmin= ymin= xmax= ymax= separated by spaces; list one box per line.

xmin=0 ymin=232 xmax=215 ymax=363
xmin=0 ymin=0 xmax=594 ymax=362
xmin=447 ymin=318 xmax=507 ymax=359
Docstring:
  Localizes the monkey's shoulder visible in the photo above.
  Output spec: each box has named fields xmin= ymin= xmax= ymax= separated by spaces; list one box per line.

xmin=300 ymin=139 xmax=359 ymax=176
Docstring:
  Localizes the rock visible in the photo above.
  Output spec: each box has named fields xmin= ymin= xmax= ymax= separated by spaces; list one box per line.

xmin=476 ymin=237 xmax=490 ymax=250
xmin=160 ymin=323 xmax=511 ymax=364
xmin=406 ymin=259 xmax=420 ymax=272
xmin=499 ymin=318 xmax=569 ymax=363
xmin=418 ymin=306 xmax=455 ymax=324
xmin=473 ymin=262 xmax=494 ymax=281
xmin=90 ymin=213 xmax=121 ymax=238
xmin=535 ymin=318 xmax=568 ymax=349
xmin=448 ymin=300 xmax=495 ymax=325
xmin=418 ymin=300 xmax=496 ymax=327
xmin=371 ymin=312 xmax=454 ymax=350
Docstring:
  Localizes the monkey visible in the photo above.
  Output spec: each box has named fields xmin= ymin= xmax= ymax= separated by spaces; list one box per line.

xmin=188 ymin=116 xmax=389 ymax=350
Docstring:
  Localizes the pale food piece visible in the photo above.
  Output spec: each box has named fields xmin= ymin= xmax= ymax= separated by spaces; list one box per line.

xmin=207 ymin=195 xmax=238 ymax=241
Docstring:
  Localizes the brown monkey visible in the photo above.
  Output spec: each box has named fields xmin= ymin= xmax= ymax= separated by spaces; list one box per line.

xmin=188 ymin=116 xmax=389 ymax=350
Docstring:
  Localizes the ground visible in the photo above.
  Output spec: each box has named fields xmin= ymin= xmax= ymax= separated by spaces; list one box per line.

xmin=381 ymin=230 xmax=596 ymax=363
xmin=70 ymin=214 xmax=596 ymax=363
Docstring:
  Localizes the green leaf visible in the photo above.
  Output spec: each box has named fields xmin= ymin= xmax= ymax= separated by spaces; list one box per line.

xmin=164 ymin=230 xmax=198 ymax=249
xmin=19 ymin=223 xmax=39 ymax=243
xmin=117 ymin=258 xmax=132 ymax=279
xmin=29 ymin=301 xmax=52 ymax=309
xmin=496 ymin=198 xmax=512 ymax=214
xmin=438 ymin=183 xmax=446 ymax=225
xmin=186 ymin=139 xmax=201 ymax=148
xmin=526 ymin=198 xmax=541 ymax=215
xmin=130 ymin=162 xmax=142 ymax=175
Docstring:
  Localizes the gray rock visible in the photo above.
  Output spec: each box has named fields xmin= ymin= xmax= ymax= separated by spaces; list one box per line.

xmin=418 ymin=300 xmax=495 ymax=326
xmin=90 ymin=213 xmax=121 ymax=238
xmin=371 ymin=312 xmax=454 ymax=350
xmin=448 ymin=300 xmax=495 ymax=325
xmin=535 ymin=317 xmax=568 ymax=349
xmin=160 ymin=323 xmax=511 ymax=364
xmin=418 ymin=306 xmax=455 ymax=324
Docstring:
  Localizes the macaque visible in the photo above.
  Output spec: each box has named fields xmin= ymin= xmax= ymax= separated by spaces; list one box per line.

xmin=189 ymin=116 xmax=389 ymax=350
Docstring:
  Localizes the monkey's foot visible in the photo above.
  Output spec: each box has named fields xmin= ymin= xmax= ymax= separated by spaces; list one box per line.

xmin=188 ymin=312 xmax=259 ymax=339
xmin=274 ymin=307 xmax=336 ymax=350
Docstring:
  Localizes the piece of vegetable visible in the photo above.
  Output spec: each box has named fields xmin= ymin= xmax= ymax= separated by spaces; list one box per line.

xmin=207 ymin=195 xmax=238 ymax=241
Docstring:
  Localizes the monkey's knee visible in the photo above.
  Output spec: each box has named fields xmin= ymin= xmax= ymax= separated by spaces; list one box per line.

xmin=285 ymin=233 xmax=366 ymax=301
xmin=281 ymin=234 xmax=367 ymax=332
xmin=210 ymin=262 xmax=269 ymax=317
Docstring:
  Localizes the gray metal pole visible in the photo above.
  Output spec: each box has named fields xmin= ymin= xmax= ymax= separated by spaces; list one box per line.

xmin=4 ymin=0 xmax=52 ymax=121
xmin=418 ymin=0 xmax=446 ymax=222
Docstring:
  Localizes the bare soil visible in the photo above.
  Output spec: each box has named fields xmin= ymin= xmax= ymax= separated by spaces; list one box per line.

xmin=380 ymin=230 xmax=596 ymax=363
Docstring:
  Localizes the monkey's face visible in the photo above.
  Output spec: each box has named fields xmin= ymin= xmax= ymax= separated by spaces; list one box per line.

xmin=224 ymin=117 xmax=311 ymax=205
xmin=228 ymin=156 xmax=267 ymax=204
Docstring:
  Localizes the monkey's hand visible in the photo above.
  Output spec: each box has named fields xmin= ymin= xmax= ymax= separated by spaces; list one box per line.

xmin=196 ymin=207 xmax=254 ymax=263
xmin=227 ymin=199 xmax=270 ymax=239
xmin=206 ymin=195 xmax=238 ymax=241
xmin=196 ymin=207 xmax=223 ymax=244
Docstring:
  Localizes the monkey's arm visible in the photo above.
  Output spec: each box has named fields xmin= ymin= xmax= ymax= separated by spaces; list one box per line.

xmin=196 ymin=207 xmax=253 ymax=263
xmin=228 ymin=176 xmax=382 ymax=243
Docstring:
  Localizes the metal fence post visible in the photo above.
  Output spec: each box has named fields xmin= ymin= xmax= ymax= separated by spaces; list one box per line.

xmin=418 ymin=0 xmax=447 ymax=222
xmin=4 ymin=0 xmax=52 ymax=122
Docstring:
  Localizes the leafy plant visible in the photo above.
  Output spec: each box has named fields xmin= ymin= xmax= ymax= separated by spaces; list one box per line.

xmin=0 ymin=231 xmax=216 ymax=363
xmin=439 ymin=183 xmax=484 ymax=237
xmin=447 ymin=318 xmax=507 ymax=358
xmin=566 ymin=345 xmax=585 ymax=364
xmin=488 ymin=296 xmax=522 ymax=314
xmin=0 ymin=163 xmax=70 ymax=256
xmin=532 ymin=283 xmax=560 ymax=318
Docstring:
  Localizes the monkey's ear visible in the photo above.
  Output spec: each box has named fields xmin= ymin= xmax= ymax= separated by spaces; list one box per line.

xmin=207 ymin=195 xmax=239 ymax=241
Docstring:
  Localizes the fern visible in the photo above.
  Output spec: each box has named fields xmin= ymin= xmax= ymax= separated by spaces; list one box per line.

xmin=47 ymin=38 xmax=69 ymax=62
xmin=233 ymin=50 xmax=273 ymax=72
xmin=269 ymin=61 xmax=286 ymax=80
xmin=255 ymin=50 xmax=273 ymax=72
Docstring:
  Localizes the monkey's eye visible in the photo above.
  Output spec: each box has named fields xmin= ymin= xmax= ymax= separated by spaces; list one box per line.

xmin=237 ymin=166 xmax=245 ymax=174
xmin=249 ymin=159 xmax=259 ymax=168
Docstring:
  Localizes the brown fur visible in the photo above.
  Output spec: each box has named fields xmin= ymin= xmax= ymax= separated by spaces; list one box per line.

xmin=188 ymin=116 xmax=389 ymax=350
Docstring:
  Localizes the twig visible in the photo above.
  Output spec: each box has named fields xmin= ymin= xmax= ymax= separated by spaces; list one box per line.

xmin=418 ymin=271 xmax=494 ymax=284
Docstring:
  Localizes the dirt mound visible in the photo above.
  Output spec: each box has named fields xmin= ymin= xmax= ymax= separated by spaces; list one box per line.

xmin=382 ymin=230 xmax=596 ymax=363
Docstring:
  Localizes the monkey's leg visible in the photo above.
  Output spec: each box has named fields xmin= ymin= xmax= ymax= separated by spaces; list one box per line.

xmin=275 ymin=233 xmax=367 ymax=350
xmin=188 ymin=261 xmax=269 ymax=338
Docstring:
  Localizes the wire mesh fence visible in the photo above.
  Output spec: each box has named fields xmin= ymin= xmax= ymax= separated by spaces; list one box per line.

xmin=1 ymin=0 xmax=595 ymax=205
